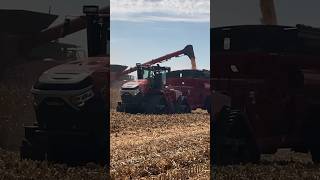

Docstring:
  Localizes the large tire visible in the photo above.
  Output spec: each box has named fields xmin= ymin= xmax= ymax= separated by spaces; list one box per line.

xmin=116 ymin=103 xmax=124 ymax=112
xmin=303 ymin=105 xmax=320 ymax=164
xmin=118 ymin=103 xmax=139 ymax=114
xmin=87 ymin=97 xmax=108 ymax=166
xmin=206 ymin=98 xmax=211 ymax=114
xmin=144 ymin=95 xmax=168 ymax=114
xmin=213 ymin=106 xmax=260 ymax=165
xmin=20 ymin=138 xmax=46 ymax=161
xmin=175 ymin=96 xmax=191 ymax=114
xmin=46 ymin=137 xmax=107 ymax=166
xmin=124 ymin=106 xmax=139 ymax=114
xmin=310 ymin=147 xmax=320 ymax=163
xmin=46 ymin=96 xmax=109 ymax=166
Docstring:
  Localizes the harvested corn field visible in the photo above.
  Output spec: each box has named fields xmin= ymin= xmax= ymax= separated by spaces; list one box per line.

xmin=0 ymin=148 xmax=108 ymax=179
xmin=215 ymin=149 xmax=320 ymax=180
xmin=110 ymin=110 xmax=210 ymax=179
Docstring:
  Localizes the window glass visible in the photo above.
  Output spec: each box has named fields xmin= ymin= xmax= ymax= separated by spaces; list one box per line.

xmin=224 ymin=38 xmax=231 ymax=50
xmin=162 ymin=72 xmax=166 ymax=84
xmin=143 ymin=69 xmax=150 ymax=79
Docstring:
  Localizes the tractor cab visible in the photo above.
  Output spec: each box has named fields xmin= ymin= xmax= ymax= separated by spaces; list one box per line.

xmin=136 ymin=63 xmax=170 ymax=90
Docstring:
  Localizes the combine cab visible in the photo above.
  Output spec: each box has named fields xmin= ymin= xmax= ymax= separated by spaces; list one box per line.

xmin=20 ymin=6 xmax=109 ymax=165
xmin=117 ymin=64 xmax=191 ymax=114
xmin=212 ymin=24 xmax=320 ymax=165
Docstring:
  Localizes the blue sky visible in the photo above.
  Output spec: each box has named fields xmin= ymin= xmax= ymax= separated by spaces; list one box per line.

xmin=110 ymin=0 xmax=210 ymax=72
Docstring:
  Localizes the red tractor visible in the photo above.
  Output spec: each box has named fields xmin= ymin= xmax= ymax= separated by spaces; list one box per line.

xmin=116 ymin=63 xmax=191 ymax=114
xmin=20 ymin=6 xmax=109 ymax=165
xmin=212 ymin=24 xmax=320 ymax=165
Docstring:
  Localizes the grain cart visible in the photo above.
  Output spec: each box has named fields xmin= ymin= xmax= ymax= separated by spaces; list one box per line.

xmin=20 ymin=6 xmax=109 ymax=165
xmin=212 ymin=24 xmax=320 ymax=165
xmin=166 ymin=69 xmax=211 ymax=113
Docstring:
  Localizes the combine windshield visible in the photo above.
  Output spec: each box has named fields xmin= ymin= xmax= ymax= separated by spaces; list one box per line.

xmin=143 ymin=69 xmax=153 ymax=79
xmin=137 ymin=68 xmax=158 ymax=80
xmin=137 ymin=67 xmax=153 ymax=79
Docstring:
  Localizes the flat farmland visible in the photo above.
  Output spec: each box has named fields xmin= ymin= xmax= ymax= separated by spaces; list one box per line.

xmin=215 ymin=150 xmax=320 ymax=180
xmin=110 ymin=110 xmax=210 ymax=179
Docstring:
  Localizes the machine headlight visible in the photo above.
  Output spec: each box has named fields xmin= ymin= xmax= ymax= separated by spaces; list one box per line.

xmin=132 ymin=88 xmax=140 ymax=96
xmin=120 ymin=87 xmax=140 ymax=96
xmin=71 ymin=89 xmax=94 ymax=107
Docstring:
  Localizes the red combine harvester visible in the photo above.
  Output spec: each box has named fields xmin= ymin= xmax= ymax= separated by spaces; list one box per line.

xmin=20 ymin=6 xmax=109 ymax=165
xmin=212 ymin=24 xmax=320 ymax=165
xmin=116 ymin=45 xmax=210 ymax=114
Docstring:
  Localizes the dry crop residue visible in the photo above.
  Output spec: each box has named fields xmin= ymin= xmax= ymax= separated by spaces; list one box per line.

xmin=110 ymin=110 xmax=210 ymax=179
xmin=214 ymin=149 xmax=320 ymax=180
xmin=0 ymin=148 xmax=108 ymax=179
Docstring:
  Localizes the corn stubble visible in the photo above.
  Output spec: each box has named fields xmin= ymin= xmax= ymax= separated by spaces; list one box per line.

xmin=109 ymin=86 xmax=210 ymax=179
xmin=214 ymin=147 xmax=320 ymax=180
xmin=0 ymin=148 xmax=108 ymax=179
xmin=110 ymin=110 xmax=210 ymax=179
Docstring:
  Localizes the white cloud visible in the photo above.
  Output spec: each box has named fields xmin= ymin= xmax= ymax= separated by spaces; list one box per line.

xmin=111 ymin=0 xmax=210 ymax=22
